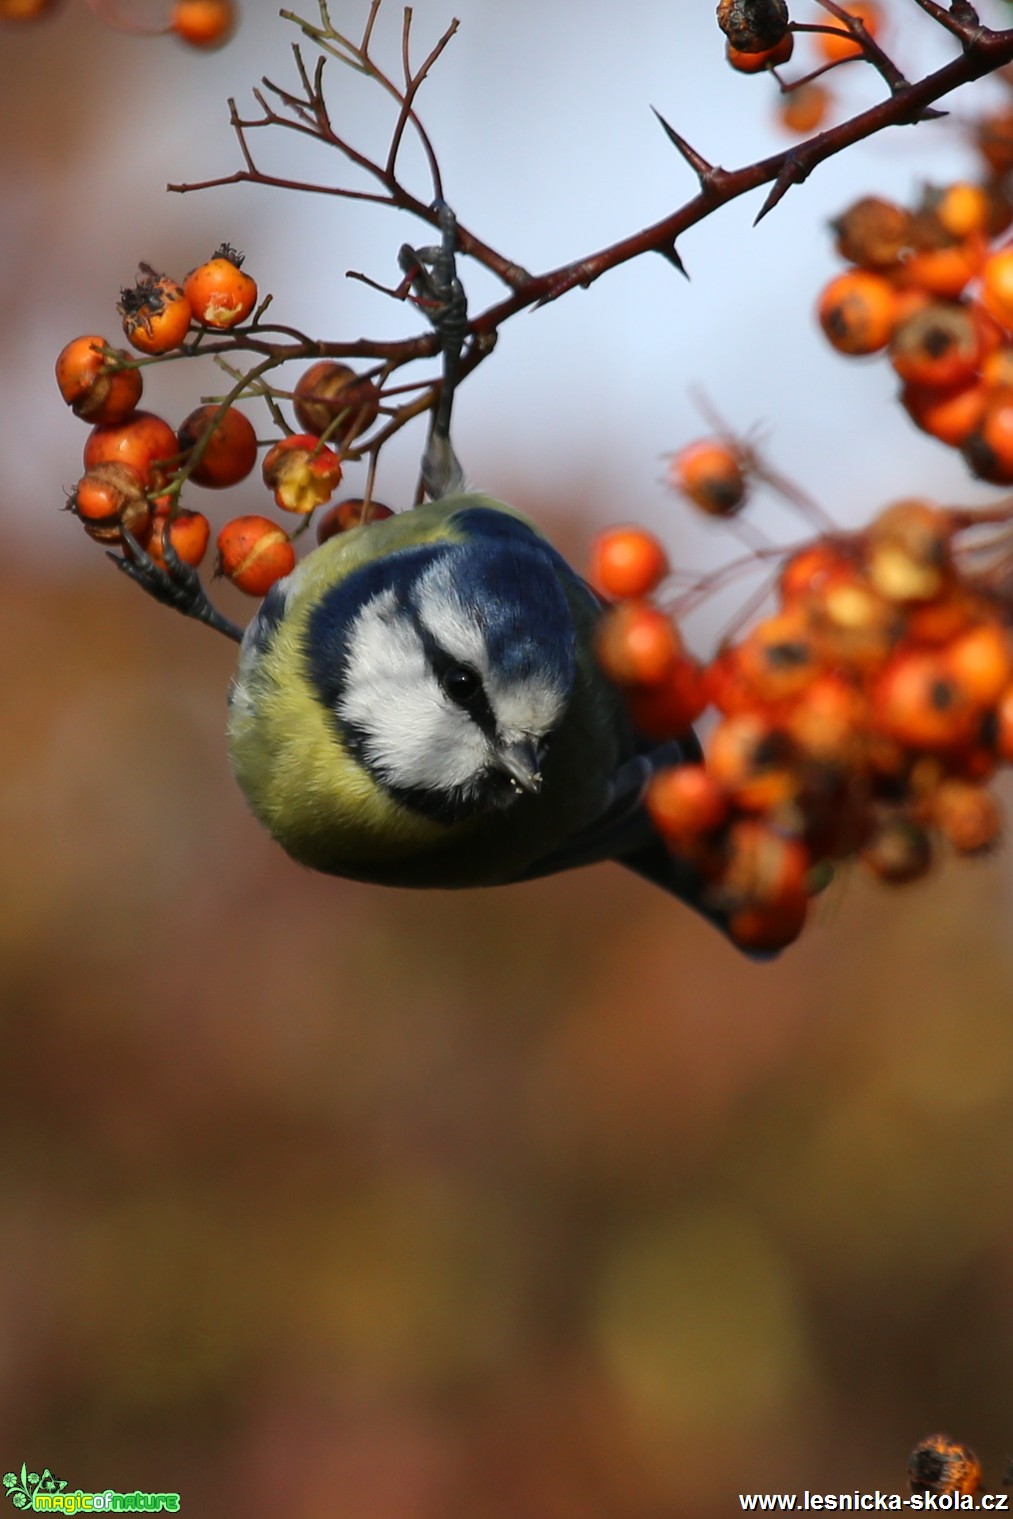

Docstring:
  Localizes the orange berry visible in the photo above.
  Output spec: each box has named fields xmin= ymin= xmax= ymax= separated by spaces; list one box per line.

xmin=778 ymin=540 xmax=855 ymax=604
xmin=707 ymin=712 xmax=798 ymax=812
xmin=118 ymin=265 xmax=192 ymax=356
xmin=720 ymin=819 xmax=810 ymax=909
xmin=55 ymin=335 xmax=142 ymax=425
xmin=900 ymin=378 xmax=988 ymax=448
xmin=668 ymin=438 xmax=747 ymax=516
xmin=70 ymin=462 xmax=149 ymax=545
xmin=316 ymin=499 xmax=395 ymax=543
xmin=933 ymin=182 xmax=991 ymax=241
xmin=818 ymin=269 xmax=898 ymax=355
xmin=785 ymin=673 xmax=867 ymax=767
xmin=902 ymin=233 xmax=987 ymax=300
xmin=865 ymin=499 xmax=955 ymax=604
xmin=625 ymin=655 xmax=708 ymax=739
xmin=889 ymin=302 xmax=988 ymax=390
xmin=815 ymin=1 xmax=881 ymax=62
xmin=832 ymin=196 xmax=912 ymax=269
xmin=145 ymin=509 xmax=211 ymax=569
xmin=733 ymin=608 xmax=822 ymax=703
xmin=962 ymin=391 xmax=1013 ymax=483
xmin=981 ymin=246 xmax=1013 ymax=331
xmin=981 ymin=345 xmax=1013 ymax=389
xmin=909 ymin=1436 xmax=982 ymax=1500
xmin=928 ymin=780 xmax=1002 ymax=855
xmin=726 ymin=32 xmax=794 ymax=71
xmin=262 ymin=434 xmax=343 ymax=514
xmin=808 ymin=566 xmax=901 ymax=672
xmin=645 ymin=764 xmax=728 ymax=848
xmin=727 ymin=890 xmax=808 ymax=952
xmin=860 ymin=814 xmax=934 ymax=884
xmin=704 ymin=647 xmax=763 ymax=717
xmin=293 ymin=361 xmax=381 ymax=443
xmin=183 ymin=245 xmax=257 ymax=330
xmin=777 ymin=81 xmax=831 ymax=135
xmin=945 ymin=621 xmax=1013 ymax=708
xmin=83 ymin=411 xmax=178 ymax=490
xmin=171 ymin=0 xmax=235 ymax=48
xmin=587 ymin=526 xmax=669 ymax=600
xmin=596 ymin=602 xmax=682 ymax=687
xmin=177 ymin=404 xmax=258 ymax=489
xmin=216 ymin=516 xmax=295 ymax=597
xmin=872 ymin=648 xmax=978 ymax=752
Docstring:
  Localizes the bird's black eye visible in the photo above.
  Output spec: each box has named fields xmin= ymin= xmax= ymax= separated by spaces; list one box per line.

xmin=441 ymin=663 xmax=482 ymax=706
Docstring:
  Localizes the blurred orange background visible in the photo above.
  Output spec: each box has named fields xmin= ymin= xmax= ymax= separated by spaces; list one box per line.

xmin=4 ymin=3 xmax=1013 ymax=1515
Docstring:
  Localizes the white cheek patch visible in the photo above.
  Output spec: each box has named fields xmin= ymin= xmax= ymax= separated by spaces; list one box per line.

xmin=337 ymin=589 xmax=489 ymax=793
xmin=414 ymin=556 xmax=569 ymax=743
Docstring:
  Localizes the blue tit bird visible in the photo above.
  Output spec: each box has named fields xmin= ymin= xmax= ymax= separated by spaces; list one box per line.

xmin=225 ymin=491 xmax=729 ymax=934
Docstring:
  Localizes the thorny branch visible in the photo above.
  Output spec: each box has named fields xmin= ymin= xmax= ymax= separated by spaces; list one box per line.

xmin=157 ymin=0 xmax=1013 ymax=499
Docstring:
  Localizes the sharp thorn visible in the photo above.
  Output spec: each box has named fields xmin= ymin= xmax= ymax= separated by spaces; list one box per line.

xmin=650 ymin=106 xmax=715 ymax=179
xmin=657 ymin=244 xmax=690 ymax=279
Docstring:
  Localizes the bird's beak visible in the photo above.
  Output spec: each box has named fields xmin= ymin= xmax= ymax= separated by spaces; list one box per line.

xmin=493 ymin=737 xmax=543 ymax=795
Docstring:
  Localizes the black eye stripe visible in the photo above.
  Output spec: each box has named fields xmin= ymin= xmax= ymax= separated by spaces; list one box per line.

xmin=407 ymin=611 xmax=498 ymax=736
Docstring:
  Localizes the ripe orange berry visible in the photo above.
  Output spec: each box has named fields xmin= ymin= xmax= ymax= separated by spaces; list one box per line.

xmin=707 ymin=712 xmax=798 ymax=812
xmin=933 ymin=183 xmax=991 ymax=241
xmin=889 ymin=302 xmax=987 ymax=390
xmin=980 ymin=344 xmax=1013 ymax=389
xmin=55 ymin=336 xmax=143 ymax=425
xmin=145 ymin=509 xmax=211 ymax=569
xmin=832 ymin=196 xmax=912 ymax=269
xmin=71 ymin=462 xmax=150 ymax=545
xmin=171 ymin=0 xmax=235 ymax=48
xmin=704 ymin=647 xmax=763 ymax=717
xmin=293 ymin=362 xmax=381 ymax=443
xmin=909 ymin=1435 xmax=982 ymax=1500
xmin=625 ymin=655 xmax=708 ymax=739
xmin=777 ymin=82 xmax=831 ymax=135
xmin=216 ymin=516 xmax=296 ymax=596
xmin=871 ymin=648 xmax=978 ymax=752
xmin=860 ymin=814 xmax=934 ymax=884
xmin=778 ymin=540 xmax=855 ymax=604
xmin=177 ymin=404 xmax=258 ymax=489
xmin=726 ymin=32 xmax=794 ymax=71
xmin=595 ymin=602 xmax=682 ymax=687
xmin=733 ymin=608 xmax=821 ymax=703
xmin=785 ymin=674 xmax=867 ymax=767
xmin=316 ymin=499 xmax=396 ymax=543
xmin=807 ymin=566 xmax=901 ymax=672
xmin=727 ymin=890 xmax=808 ymax=953
xmin=668 ymin=438 xmax=747 ymax=516
xmin=865 ymin=499 xmax=955 ymax=604
xmin=928 ymin=780 xmax=1002 ymax=855
xmin=645 ymin=764 xmax=728 ymax=848
xmin=262 ymin=434 xmax=343 ymax=514
xmin=901 ymin=233 xmax=987 ymax=300
xmin=981 ymin=246 xmax=1013 ymax=331
xmin=817 ymin=270 xmax=898 ymax=355
xmin=83 ymin=411 xmax=178 ymax=490
xmin=118 ymin=266 xmax=192 ymax=356
xmin=900 ymin=378 xmax=988 ymax=449
xmin=587 ymin=526 xmax=670 ymax=600
xmin=720 ymin=819 xmax=810 ymax=910
xmin=962 ymin=391 xmax=1013 ymax=483
xmin=815 ymin=1 xmax=881 ymax=62
xmin=184 ymin=245 xmax=257 ymax=330
xmin=945 ymin=621 xmax=1013 ymax=708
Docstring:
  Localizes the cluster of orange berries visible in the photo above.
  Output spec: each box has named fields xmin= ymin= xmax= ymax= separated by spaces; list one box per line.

xmin=57 ymin=247 xmax=388 ymax=597
xmin=589 ymin=492 xmax=1013 ymax=953
xmin=816 ymin=171 xmax=1013 ymax=482
xmin=0 ymin=0 xmax=235 ymax=48
xmin=717 ymin=0 xmax=883 ymax=136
